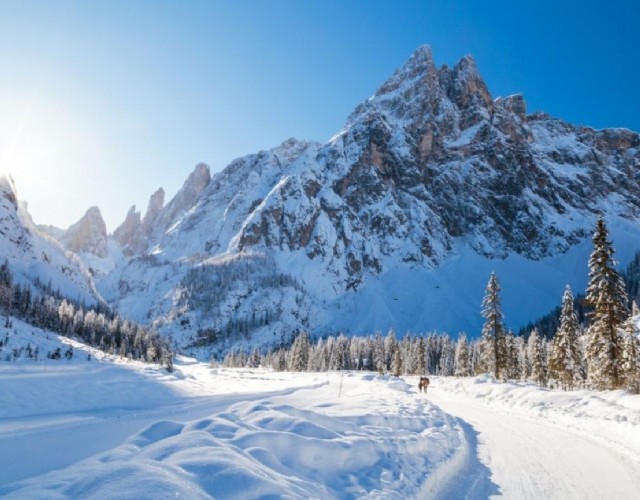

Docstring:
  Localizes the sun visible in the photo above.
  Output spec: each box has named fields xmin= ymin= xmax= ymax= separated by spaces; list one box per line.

xmin=0 ymin=91 xmax=97 ymax=227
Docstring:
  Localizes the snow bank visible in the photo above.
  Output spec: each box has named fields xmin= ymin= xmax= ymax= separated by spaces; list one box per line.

xmin=435 ymin=375 xmax=640 ymax=460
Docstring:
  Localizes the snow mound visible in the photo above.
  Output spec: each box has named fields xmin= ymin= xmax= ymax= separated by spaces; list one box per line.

xmin=1 ymin=372 xmax=466 ymax=499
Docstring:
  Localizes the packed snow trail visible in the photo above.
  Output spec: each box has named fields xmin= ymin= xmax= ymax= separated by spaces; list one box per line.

xmin=429 ymin=378 xmax=640 ymax=499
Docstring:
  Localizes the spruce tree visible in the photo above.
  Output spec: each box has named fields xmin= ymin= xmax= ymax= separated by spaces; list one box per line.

xmin=528 ymin=328 xmax=548 ymax=387
xmin=549 ymin=285 xmax=583 ymax=390
xmin=391 ymin=347 xmax=402 ymax=376
xmin=585 ymin=217 xmax=629 ymax=390
xmin=289 ymin=332 xmax=310 ymax=371
xmin=504 ymin=333 xmax=520 ymax=380
xmin=416 ymin=336 xmax=426 ymax=375
xmin=454 ymin=333 xmax=470 ymax=377
xmin=479 ymin=272 xmax=507 ymax=379
xmin=621 ymin=314 xmax=640 ymax=393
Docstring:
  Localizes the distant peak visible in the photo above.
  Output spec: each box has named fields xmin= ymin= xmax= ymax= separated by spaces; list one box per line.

xmin=62 ymin=204 xmax=108 ymax=258
xmin=410 ymin=44 xmax=434 ymax=62
xmin=181 ymin=163 xmax=211 ymax=196
xmin=85 ymin=206 xmax=103 ymax=218
xmin=193 ymin=162 xmax=210 ymax=177
xmin=457 ymin=54 xmax=477 ymax=66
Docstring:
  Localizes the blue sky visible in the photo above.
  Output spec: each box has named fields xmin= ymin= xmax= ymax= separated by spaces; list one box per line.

xmin=1 ymin=0 xmax=638 ymax=230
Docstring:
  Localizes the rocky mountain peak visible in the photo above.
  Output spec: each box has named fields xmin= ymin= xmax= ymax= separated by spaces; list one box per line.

xmin=113 ymin=206 xmax=142 ymax=248
xmin=154 ymin=163 xmax=211 ymax=235
xmin=177 ymin=163 xmax=211 ymax=206
xmin=0 ymin=173 xmax=18 ymax=210
xmin=61 ymin=206 xmax=108 ymax=258
xmin=448 ymin=54 xmax=493 ymax=128
xmin=142 ymin=188 xmax=165 ymax=233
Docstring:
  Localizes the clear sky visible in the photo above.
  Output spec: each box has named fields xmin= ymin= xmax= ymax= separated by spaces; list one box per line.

xmin=1 ymin=0 xmax=638 ymax=231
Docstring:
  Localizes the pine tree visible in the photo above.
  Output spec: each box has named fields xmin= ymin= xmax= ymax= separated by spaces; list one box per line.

xmin=289 ymin=332 xmax=310 ymax=371
xmin=373 ymin=332 xmax=386 ymax=374
xmin=391 ymin=347 xmax=402 ymax=376
xmin=528 ymin=328 xmax=548 ymax=387
xmin=416 ymin=336 xmax=426 ymax=375
xmin=621 ymin=314 xmax=640 ymax=393
xmin=454 ymin=333 xmax=470 ymax=377
xmin=504 ymin=333 xmax=520 ymax=380
xmin=585 ymin=217 xmax=629 ymax=390
xmin=549 ymin=285 xmax=583 ymax=390
xmin=479 ymin=272 xmax=507 ymax=379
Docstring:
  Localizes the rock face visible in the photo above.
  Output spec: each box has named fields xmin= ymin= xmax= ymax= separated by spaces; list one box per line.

xmin=99 ymin=45 xmax=640 ymax=355
xmin=61 ymin=206 xmax=108 ymax=258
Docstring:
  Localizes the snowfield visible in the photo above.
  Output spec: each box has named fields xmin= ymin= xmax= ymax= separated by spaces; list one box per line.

xmin=1 ymin=324 xmax=640 ymax=499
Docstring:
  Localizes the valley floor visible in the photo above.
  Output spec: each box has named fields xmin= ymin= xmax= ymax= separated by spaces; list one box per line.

xmin=1 ymin=328 xmax=639 ymax=499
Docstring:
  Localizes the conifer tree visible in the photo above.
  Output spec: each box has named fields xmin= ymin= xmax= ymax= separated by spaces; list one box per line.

xmin=289 ymin=332 xmax=310 ymax=371
xmin=621 ymin=314 xmax=640 ymax=393
xmin=479 ymin=272 xmax=507 ymax=378
xmin=504 ymin=333 xmax=520 ymax=380
xmin=373 ymin=332 xmax=386 ymax=374
xmin=585 ymin=217 xmax=629 ymax=390
xmin=454 ymin=333 xmax=470 ymax=377
xmin=416 ymin=336 xmax=426 ymax=375
xmin=528 ymin=328 xmax=548 ymax=387
xmin=549 ymin=285 xmax=583 ymax=390
xmin=391 ymin=347 xmax=402 ymax=376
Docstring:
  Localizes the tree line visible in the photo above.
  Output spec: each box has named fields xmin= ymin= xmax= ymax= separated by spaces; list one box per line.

xmin=221 ymin=218 xmax=640 ymax=394
xmin=0 ymin=261 xmax=173 ymax=368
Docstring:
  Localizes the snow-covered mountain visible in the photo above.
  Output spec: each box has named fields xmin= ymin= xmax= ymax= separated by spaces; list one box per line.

xmin=7 ymin=46 xmax=640 ymax=356
xmin=91 ymin=45 xmax=640 ymax=356
xmin=0 ymin=174 xmax=99 ymax=304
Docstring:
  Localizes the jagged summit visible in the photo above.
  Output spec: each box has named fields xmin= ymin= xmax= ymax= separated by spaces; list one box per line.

xmin=113 ymin=206 xmax=141 ymax=248
xmin=61 ymin=206 xmax=108 ymax=258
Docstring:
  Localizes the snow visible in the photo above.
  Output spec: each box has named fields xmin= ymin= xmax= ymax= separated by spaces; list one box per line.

xmin=0 ymin=320 xmax=465 ymax=498
xmin=2 ymin=320 xmax=640 ymax=498
xmin=431 ymin=376 xmax=640 ymax=499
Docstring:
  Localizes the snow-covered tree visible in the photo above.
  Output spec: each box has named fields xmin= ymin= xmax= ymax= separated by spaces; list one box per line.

xmin=585 ymin=217 xmax=629 ymax=390
xmin=416 ymin=336 xmax=426 ymax=375
xmin=373 ymin=332 xmax=385 ymax=374
xmin=549 ymin=285 xmax=583 ymax=390
xmin=504 ymin=333 xmax=520 ymax=380
xmin=289 ymin=332 xmax=310 ymax=371
xmin=621 ymin=315 xmax=640 ymax=393
xmin=454 ymin=333 xmax=470 ymax=377
xmin=528 ymin=328 xmax=548 ymax=387
xmin=391 ymin=347 xmax=402 ymax=376
xmin=479 ymin=272 xmax=507 ymax=379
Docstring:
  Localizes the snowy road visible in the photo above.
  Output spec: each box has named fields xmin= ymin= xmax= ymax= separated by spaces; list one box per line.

xmin=429 ymin=378 xmax=640 ymax=499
